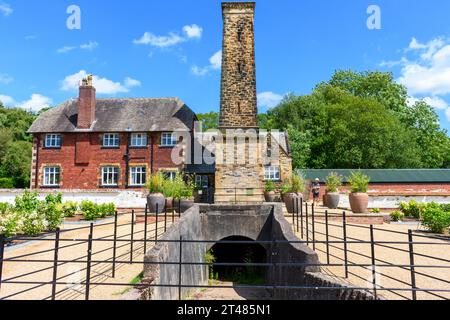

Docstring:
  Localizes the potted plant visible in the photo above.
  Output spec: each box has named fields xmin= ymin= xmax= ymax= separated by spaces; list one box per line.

xmin=146 ymin=173 xmax=165 ymax=214
xmin=348 ymin=171 xmax=370 ymax=214
xmin=264 ymin=180 xmax=277 ymax=202
xmin=174 ymin=174 xmax=195 ymax=213
xmin=162 ymin=178 xmax=175 ymax=211
xmin=283 ymin=173 xmax=305 ymax=214
xmin=325 ymin=172 xmax=343 ymax=209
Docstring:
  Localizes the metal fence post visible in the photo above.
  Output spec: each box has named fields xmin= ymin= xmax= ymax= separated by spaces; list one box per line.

xmin=296 ymin=197 xmax=300 ymax=233
xmin=325 ymin=210 xmax=330 ymax=265
xmin=370 ymin=225 xmax=377 ymax=299
xmin=155 ymin=203 xmax=159 ymax=244
xmin=112 ymin=211 xmax=118 ymax=278
xmin=85 ymin=223 xmax=94 ymax=301
xmin=178 ymin=236 xmax=183 ymax=301
xmin=300 ymin=201 xmax=304 ymax=239
xmin=178 ymin=199 xmax=182 ymax=219
xmin=51 ymin=228 xmax=61 ymax=300
xmin=343 ymin=211 xmax=349 ymax=278
xmin=312 ymin=203 xmax=316 ymax=250
xmin=305 ymin=202 xmax=309 ymax=245
xmin=130 ymin=210 xmax=135 ymax=263
xmin=0 ymin=235 xmax=5 ymax=292
xmin=164 ymin=204 xmax=168 ymax=233
xmin=292 ymin=197 xmax=295 ymax=233
xmin=408 ymin=230 xmax=417 ymax=300
xmin=144 ymin=204 xmax=148 ymax=255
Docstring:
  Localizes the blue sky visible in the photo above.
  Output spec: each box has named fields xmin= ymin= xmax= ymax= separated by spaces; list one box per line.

xmin=1 ymin=0 xmax=450 ymax=132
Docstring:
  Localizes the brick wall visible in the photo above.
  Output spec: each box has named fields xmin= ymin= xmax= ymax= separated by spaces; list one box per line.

xmin=32 ymin=132 xmax=184 ymax=190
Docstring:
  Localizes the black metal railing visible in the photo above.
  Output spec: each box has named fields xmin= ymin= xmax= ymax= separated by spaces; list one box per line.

xmin=0 ymin=200 xmax=449 ymax=300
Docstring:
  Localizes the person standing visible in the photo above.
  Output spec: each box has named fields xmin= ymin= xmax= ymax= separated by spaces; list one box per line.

xmin=311 ymin=178 xmax=321 ymax=205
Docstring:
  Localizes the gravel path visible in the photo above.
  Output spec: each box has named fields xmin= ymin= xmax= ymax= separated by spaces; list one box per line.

xmin=0 ymin=214 xmax=176 ymax=300
xmin=288 ymin=205 xmax=450 ymax=300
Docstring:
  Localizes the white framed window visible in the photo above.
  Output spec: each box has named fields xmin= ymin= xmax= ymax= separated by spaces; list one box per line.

xmin=195 ymin=175 xmax=209 ymax=188
xmin=103 ymin=134 xmax=120 ymax=148
xmin=163 ymin=171 xmax=178 ymax=181
xmin=130 ymin=166 xmax=147 ymax=186
xmin=161 ymin=133 xmax=177 ymax=147
xmin=45 ymin=134 xmax=62 ymax=148
xmin=101 ymin=167 xmax=119 ymax=186
xmin=130 ymin=133 xmax=148 ymax=147
xmin=43 ymin=167 xmax=60 ymax=186
xmin=264 ymin=166 xmax=281 ymax=181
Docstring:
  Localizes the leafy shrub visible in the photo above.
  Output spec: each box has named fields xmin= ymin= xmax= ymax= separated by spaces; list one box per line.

xmin=440 ymin=204 xmax=450 ymax=213
xmin=421 ymin=206 xmax=450 ymax=234
xmin=390 ymin=211 xmax=404 ymax=222
xmin=98 ymin=203 xmax=116 ymax=217
xmin=80 ymin=201 xmax=101 ymax=221
xmin=45 ymin=193 xmax=62 ymax=205
xmin=0 ymin=178 xmax=15 ymax=189
xmin=62 ymin=202 xmax=78 ymax=218
xmin=264 ymin=181 xmax=276 ymax=192
xmin=348 ymin=171 xmax=370 ymax=193
xmin=146 ymin=173 xmax=165 ymax=194
xmin=371 ymin=208 xmax=381 ymax=214
xmin=21 ymin=211 xmax=48 ymax=236
xmin=0 ymin=210 xmax=22 ymax=237
xmin=37 ymin=202 xmax=64 ymax=231
xmin=398 ymin=200 xmax=424 ymax=219
xmin=291 ymin=172 xmax=306 ymax=193
xmin=15 ymin=191 xmax=40 ymax=213
xmin=325 ymin=172 xmax=343 ymax=193
xmin=281 ymin=182 xmax=291 ymax=194
xmin=0 ymin=202 xmax=11 ymax=215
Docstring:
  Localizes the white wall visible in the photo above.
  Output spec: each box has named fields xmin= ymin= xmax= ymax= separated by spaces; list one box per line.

xmin=339 ymin=195 xmax=450 ymax=209
xmin=0 ymin=189 xmax=147 ymax=209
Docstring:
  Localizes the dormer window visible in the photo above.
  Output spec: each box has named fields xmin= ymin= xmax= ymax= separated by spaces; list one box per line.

xmin=103 ymin=134 xmax=120 ymax=148
xmin=45 ymin=134 xmax=62 ymax=148
xmin=161 ymin=133 xmax=177 ymax=147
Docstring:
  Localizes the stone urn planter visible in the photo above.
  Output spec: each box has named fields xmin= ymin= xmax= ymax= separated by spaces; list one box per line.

xmin=175 ymin=199 xmax=195 ymax=213
xmin=326 ymin=192 xmax=340 ymax=209
xmin=264 ymin=191 xmax=276 ymax=202
xmin=147 ymin=193 xmax=165 ymax=214
xmin=284 ymin=193 xmax=300 ymax=214
xmin=165 ymin=197 xmax=174 ymax=211
xmin=349 ymin=193 xmax=369 ymax=213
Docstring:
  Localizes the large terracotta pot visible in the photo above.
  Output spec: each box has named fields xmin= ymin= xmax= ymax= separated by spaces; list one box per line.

xmin=349 ymin=193 xmax=369 ymax=213
xmin=326 ymin=192 xmax=340 ymax=209
xmin=264 ymin=191 xmax=276 ymax=203
xmin=147 ymin=193 xmax=165 ymax=214
xmin=284 ymin=193 xmax=300 ymax=214
xmin=323 ymin=192 xmax=328 ymax=207
xmin=175 ymin=199 xmax=195 ymax=213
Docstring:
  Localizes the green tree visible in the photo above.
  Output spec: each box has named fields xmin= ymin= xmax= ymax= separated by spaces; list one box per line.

xmin=196 ymin=112 xmax=219 ymax=131
xmin=0 ymin=141 xmax=32 ymax=188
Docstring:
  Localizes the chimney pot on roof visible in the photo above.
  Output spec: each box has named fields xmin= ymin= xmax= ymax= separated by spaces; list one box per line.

xmin=77 ymin=75 xmax=96 ymax=129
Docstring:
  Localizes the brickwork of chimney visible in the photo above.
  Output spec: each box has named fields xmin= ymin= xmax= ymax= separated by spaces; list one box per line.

xmin=78 ymin=85 xmax=96 ymax=129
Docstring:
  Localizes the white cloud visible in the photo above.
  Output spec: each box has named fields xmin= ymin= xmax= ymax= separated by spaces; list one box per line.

xmin=80 ymin=41 xmax=99 ymax=51
xmin=0 ymin=94 xmax=14 ymax=105
xmin=16 ymin=94 xmax=52 ymax=112
xmin=191 ymin=50 xmax=222 ymax=76
xmin=0 ymin=73 xmax=13 ymax=84
xmin=408 ymin=96 xmax=449 ymax=110
xmin=124 ymin=77 xmax=141 ymax=88
xmin=57 ymin=46 xmax=76 ymax=54
xmin=257 ymin=92 xmax=284 ymax=110
xmin=60 ymin=70 xmax=141 ymax=95
xmin=134 ymin=24 xmax=203 ymax=48
xmin=0 ymin=93 xmax=52 ymax=112
xmin=0 ymin=2 xmax=12 ymax=16
xmin=183 ymin=24 xmax=203 ymax=39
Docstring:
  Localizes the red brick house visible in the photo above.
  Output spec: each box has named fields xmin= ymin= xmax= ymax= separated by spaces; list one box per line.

xmin=27 ymin=77 xmax=202 ymax=190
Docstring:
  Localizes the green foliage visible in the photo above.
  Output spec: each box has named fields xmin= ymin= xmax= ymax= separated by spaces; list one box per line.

xmin=421 ymin=206 xmax=450 ymax=234
xmin=281 ymin=183 xmax=291 ymax=194
xmin=37 ymin=202 xmax=64 ymax=231
xmin=371 ymin=208 xmax=381 ymax=214
xmin=398 ymin=200 xmax=424 ymax=219
xmin=45 ymin=193 xmax=62 ymax=205
xmin=146 ymin=173 xmax=165 ymax=194
xmin=290 ymin=172 xmax=306 ymax=193
xmin=261 ymin=70 xmax=450 ymax=170
xmin=20 ymin=211 xmax=48 ymax=236
xmin=325 ymin=172 xmax=343 ymax=193
xmin=0 ymin=178 xmax=14 ymax=189
xmin=348 ymin=171 xmax=370 ymax=193
xmin=204 ymin=249 xmax=217 ymax=280
xmin=264 ymin=180 xmax=276 ymax=192
xmin=390 ymin=211 xmax=405 ymax=222
xmin=196 ymin=112 xmax=219 ymax=131
xmin=14 ymin=190 xmax=40 ymax=213
xmin=0 ymin=210 xmax=21 ymax=237
xmin=62 ymin=202 xmax=78 ymax=218
xmin=98 ymin=203 xmax=116 ymax=217
xmin=80 ymin=200 xmax=101 ymax=221
xmin=0 ymin=202 xmax=10 ymax=214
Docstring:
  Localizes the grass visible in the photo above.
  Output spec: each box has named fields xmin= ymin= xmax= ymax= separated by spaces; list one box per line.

xmin=114 ymin=272 xmax=144 ymax=296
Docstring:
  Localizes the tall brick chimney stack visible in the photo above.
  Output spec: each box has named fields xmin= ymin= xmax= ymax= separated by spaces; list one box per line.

xmin=77 ymin=75 xmax=96 ymax=129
